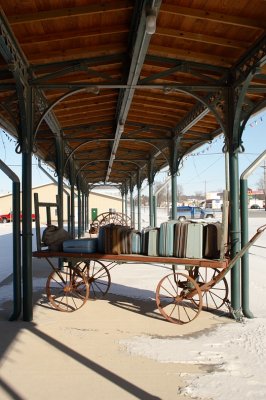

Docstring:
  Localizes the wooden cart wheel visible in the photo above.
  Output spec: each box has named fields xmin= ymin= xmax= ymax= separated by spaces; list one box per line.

xmin=156 ymin=272 xmax=202 ymax=324
xmin=75 ymin=260 xmax=111 ymax=299
xmin=46 ymin=267 xmax=89 ymax=312
xmin=192 ymin=267 xmax=229 ymax=310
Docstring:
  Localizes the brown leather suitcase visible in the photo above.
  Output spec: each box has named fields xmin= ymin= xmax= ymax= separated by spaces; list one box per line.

xmin=204 ymin=222 xmax=222 ymax=259
xmin=174 ymin=222 xmax=189 ymax=257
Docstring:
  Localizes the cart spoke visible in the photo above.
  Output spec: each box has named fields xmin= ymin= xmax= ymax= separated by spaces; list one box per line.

xmin=75 ymin=261 xmax=111 ymax=299
xmin=192 ymin=268 xmax=228 ymax=310
xmin=156 ymin=272 xmax=202 ymax=324
xmin=46 ymin=267 xmax=89 ymax=312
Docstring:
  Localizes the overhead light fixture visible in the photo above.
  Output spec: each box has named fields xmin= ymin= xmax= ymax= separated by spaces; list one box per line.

xmin=118 ymin=123 xmax=124 ymax=134
xmin=85 ymin=86 xmax=99 ymax=95
xmin=146 ymin=9 xmax=157 ymax=35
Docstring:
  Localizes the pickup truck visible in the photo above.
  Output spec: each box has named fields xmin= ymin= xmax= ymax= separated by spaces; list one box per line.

xmin=0 ymin=212 xmax=35 ymax=223
xmin=169 ymin=206 xmax=216 ymax=221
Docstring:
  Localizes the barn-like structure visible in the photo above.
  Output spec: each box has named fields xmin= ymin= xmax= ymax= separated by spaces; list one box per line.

xmin=0 ymin=1 xmax=266 ymax=320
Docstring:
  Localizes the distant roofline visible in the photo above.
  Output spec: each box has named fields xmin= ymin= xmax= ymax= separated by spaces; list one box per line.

xmin=0 ymin=182 xmax=122 ymax=201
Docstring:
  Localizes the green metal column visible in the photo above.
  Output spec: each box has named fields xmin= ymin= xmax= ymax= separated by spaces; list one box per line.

xmin=130 ymin=190 xmax=134 ymax=227
xmin=148 ymin=158 xmax=155 ymax=227
xmin=170 ymin=139 xmax=179 ymax=220
xmin=81 ymin=189 xmax=85 ymax=236
xmin=0 ymin=160 xmax=21 ymax=321
xmin=171 ymin=173 xmax=177 ymax=220
xmin=85 ymin=192 xmax=88 ymax=231
xmin=137 ymin=169 xmax=142 ymax=231
xmin=77 ymin=183 xmax=82 ymax=238
xmin=122 ymin=192 xmax=125 ymax=215
xmin=55 ymin=136 xmax=64 ymax=229
xmin=21 ymin=87 xmax=34 ymax=322
xmin=229 ymin=149 xmax=241 ymax=313
xmin=129 ymin=177 xmax=134 ymax=227
xmin=240 ymin=150 xmax=266 ymax=318
xmin=125 ymin=186 xmax=128 ymax=218
xmin=70 ymin=162 xmax=75 ymax=238
xmin=153 ymin=195 xmax=157 ymax=227
xmin=22 ymin=150 xmax=33 ymax=321
xmin=240 ymin=178 xmax=253 ymax=318
xmin=67 ymin=193 xmax=71 ymax=233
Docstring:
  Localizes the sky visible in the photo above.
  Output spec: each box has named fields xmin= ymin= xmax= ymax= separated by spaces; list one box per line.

xmin=0 ymin=110 xmax=266 ymax=196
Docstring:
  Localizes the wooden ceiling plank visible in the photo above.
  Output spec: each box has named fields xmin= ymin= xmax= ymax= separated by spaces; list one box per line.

xmin=149 ymin=44 xmax=234 ymax=67
xmin=19 ymin=25 xmax=129 ymax=46
xmin=156 ymin=27 xmax=250 ymax=49
xmin=9 ymin=1 xmax=133 ymax=24
xmin=160 ymin=4 xmax=266 ymax=30
xmin=26 ymin=43 xmax=127 ymax=64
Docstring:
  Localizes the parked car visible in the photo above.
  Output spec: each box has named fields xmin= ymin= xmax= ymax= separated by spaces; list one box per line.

xmin=250 ymin=204 xmax=260 ymax=209
xmin=169 ymin=206 xmax=215 ymax=221
xmin=0 ymin=212 xmax=35 ymax=223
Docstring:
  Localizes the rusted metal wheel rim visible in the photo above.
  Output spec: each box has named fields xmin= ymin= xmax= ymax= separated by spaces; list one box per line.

xmin=76 ymin=260 xmax=111 ymax=299
xmin=156 ymin=272 xmax=202 ymax=324
xmin=46 ymin=267 xmax=89 ymax=312
xmin=192 ymin=267 xmax=229 ymax=310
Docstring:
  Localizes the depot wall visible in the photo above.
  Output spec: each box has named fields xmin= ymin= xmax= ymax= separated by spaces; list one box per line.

xmin=0 ymin=183 xmax=122 ymax=224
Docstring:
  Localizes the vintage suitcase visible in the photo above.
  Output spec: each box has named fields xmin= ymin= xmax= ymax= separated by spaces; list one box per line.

xmin=63 ymin=238 xmax=98 ymax=253
xmin=204 ymin=222 xmax=222 ymax=259
xmin=131 ymin=230 xmax=141 ymax=254
xmin=159 ymin=220 xmax=177 ymax=256
xmin=185 ymin=222 xmax=204 ymax=258
xmin=98 ymin=225 xmax=108 ymax=253
xmin=141 ymin=227 xmax=159 ymax=256
xmin=104 ymin=224 xmax=124 ymax=255
xmin=174 ymin=221 xmax=188 ymax=257
xmin=120 ymin=227 xmax=133 ymax=254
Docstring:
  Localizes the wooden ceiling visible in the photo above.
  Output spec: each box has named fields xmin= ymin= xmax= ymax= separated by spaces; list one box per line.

xmin=0 ymin=0 xmax=266 ymax=190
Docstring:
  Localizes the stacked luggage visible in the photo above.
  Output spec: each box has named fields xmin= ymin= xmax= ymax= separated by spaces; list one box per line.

xmin=159 ymin=220 xmax=223 ymax=259
xmin=62 ymin=220 xmax=224 ymax=260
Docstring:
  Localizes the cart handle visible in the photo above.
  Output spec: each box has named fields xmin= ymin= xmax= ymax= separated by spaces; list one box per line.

xmin=217 ymin=223 xmax=266 ymax=282
xmin=257 ymin=224 xmax=266 ymax=233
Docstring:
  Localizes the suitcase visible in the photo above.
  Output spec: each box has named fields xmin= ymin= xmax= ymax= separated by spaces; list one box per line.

xmin=63 ymin=238 xmax=98 ymax=253
xmin=131 ymin=230 xmax=141 ymax=254
xmin=104 ymin=224 xmax=123 ymax=255
xmin=120 ymin=227 xmax=133 ymax=254
xmin=141 ymin=227 xmax=159 ymax=256
xmin=159 ymin=220 xmax=177 ymax=256
xmin=174 ymin=222 xmax=188 ymax=257
xmin=98 ymin=225 xmax=108 ymax=253
xmin=204 ymin=222 xmax=222 ymax=259
xmin=185 ymin=222 xmax=204 ymax=258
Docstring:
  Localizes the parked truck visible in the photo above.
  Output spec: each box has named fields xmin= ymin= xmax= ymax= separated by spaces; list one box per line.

xmin=0 ymin=212 xmax=35 ymax=223
xmin=169 ymin=206 xmax=216 ymax=221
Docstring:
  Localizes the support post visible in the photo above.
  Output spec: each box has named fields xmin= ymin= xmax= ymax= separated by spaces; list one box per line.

xmin=153 ymin=195 xmax=157 ymax=227
xmin=129 ymin=177 xmax=134 ymax=228
xmin=22 ymin=149 xmax=33 ymax=321
xmin=77 ymin=181 xmax=82 ymax=238
xmin=170 ymin=139 xmax=179 ymax=220
xmin=125 ymin=185 xmax=128 ymax=218
xmin=70 ymin=160 xmax=75 ymax=238
xmin=137 ymin=169 xmax=142 ymax=231
xmin=55 ymin=136 xmax=64 ymax=229
xmin=240 ymin=150 xmax=266 ymax=318
xmin=229 ymin=150 xmax=241 ymax=312
xmin=225 ymin=86 xmax=243 ymax=316
xmin=0 ymin=160 xmax=21 ymax=320
xmin=148 ymin=158 xmax=155 ymax=227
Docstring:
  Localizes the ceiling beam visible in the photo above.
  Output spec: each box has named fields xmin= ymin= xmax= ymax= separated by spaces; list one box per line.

xmin=105 ymin=0 xmax=162 ymax=182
